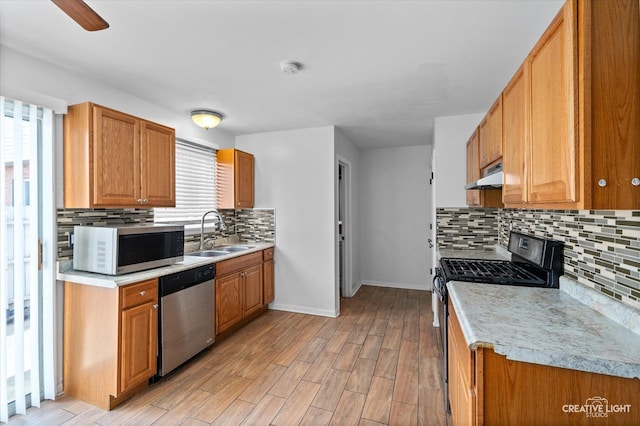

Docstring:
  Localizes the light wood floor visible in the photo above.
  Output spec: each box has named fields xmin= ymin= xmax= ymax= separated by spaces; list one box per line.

xmin=10 ymin=285 xmax=447 ymax=425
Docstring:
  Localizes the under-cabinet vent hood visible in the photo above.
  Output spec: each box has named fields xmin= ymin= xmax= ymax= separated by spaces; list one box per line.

xmin=465 ymin=162 xmax=503 ymax=190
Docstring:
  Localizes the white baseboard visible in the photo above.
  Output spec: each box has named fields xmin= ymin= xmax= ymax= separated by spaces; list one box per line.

xmin=350 ymin=281 xmax=363 ymax=297
xmin=360 ymin=280 xmax=431 ymax=291
xmin=269 ymin=303 xmax=338 ymax=318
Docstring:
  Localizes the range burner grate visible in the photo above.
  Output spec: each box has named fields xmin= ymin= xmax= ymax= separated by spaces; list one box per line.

xmin=440 ymin=258 xmax=546 ymax=285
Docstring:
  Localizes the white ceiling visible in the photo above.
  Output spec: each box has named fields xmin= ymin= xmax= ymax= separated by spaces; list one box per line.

xmin=0 ymin=0 xmax=563 ymax=149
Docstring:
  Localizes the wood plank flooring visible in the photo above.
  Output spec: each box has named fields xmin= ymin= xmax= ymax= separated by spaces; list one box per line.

xmin=10 ymin=285 xmax=447 ymax=425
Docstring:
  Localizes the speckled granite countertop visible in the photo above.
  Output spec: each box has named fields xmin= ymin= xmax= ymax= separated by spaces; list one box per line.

xmin=448 ymin=280 xmax=640 ymax=379
xmin=57 ymin=242 xmax=274 ymax=288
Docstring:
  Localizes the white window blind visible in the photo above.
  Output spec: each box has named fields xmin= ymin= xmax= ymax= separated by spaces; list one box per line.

xmin=1 ymin=97 xmax=55 ymax=422
xmin=154 ymin=139 xmax=216 ymax=226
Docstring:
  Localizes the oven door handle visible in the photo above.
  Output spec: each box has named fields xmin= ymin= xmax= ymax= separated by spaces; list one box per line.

xmin=433 ymin=274 xmax=446 ymax=303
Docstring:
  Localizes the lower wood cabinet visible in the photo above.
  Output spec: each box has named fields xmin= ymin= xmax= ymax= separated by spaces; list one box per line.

xmin=64 ymin=278 xmax=158 ymax=410
xmin=215 ymin=249 xmax=274 ymax=335
xmin=215 ymin=272 xmax=244 ymax=333
xmin=263 ymin=247 xmax=275 ymax=304
xmin=448 ymin=298 xmax=640 ymax=425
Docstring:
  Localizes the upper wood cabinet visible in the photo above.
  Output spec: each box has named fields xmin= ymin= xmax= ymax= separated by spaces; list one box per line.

xmin=479 ymin=96 xmax=503 ymax=169
xmin=499 ymin=0 xmax=640 ymax=209
xmin=502 ymin=65 xmax=527 ymax=205
xmin=467 ymin=129 xmax=503 ymax=208
xmin=466 ymin=130 xmax=481 ymax=207
xmin=527 ymin=2 xmax=578 ymax=205
xmin=216 ymin=148 xmax=255 ymax=209
xmin=63 ymin=103 xmax=175 ymax=208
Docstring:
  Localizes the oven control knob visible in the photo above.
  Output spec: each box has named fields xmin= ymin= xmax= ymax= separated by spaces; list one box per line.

xmin=632 ymin=177 xmax=640 ymax=187
xmin=597 ymin=179 xmax=607 ymax=187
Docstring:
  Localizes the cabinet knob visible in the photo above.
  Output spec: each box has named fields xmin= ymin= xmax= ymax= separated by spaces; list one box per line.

xmin=597 ymin=179 xmax=607 ymax=187
xmin=143 ymin=198 xmax=148 ymax=204
xmin=140 ymin=290 xmax=146 ymax=296
xmin=632 ymin=178 xmax=640 ymax=187
xmin=136 ymin=198 xmax=142 ymax=203
xmin=153 ymin=304 xmax=159 ymax=309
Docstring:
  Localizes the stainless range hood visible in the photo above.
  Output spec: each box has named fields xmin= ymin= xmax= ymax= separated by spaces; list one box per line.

xmin=465 ymin=162 xmax=503 ymax=190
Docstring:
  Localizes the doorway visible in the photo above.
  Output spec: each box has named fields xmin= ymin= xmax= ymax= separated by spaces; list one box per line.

xmin=336 ymin=157 xmax=352 ymax=312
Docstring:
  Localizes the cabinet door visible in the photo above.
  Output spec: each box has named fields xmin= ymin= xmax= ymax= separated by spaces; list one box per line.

xmin=480 ymin=97 xmax=503 ymax=168
xmin=466 ymin=130 xmax=481 ymax=207
xmin=243 ymin=264 xmax=263 ymax=317
xmin=263 ymin=259 xmax=274 ymax=304
xmin=502 ymin=66 xmax=527 ymax=205
xmin=527 ymin=3 xmax=578 ymax=204
xmin=140 ymin=121 xmax=175 ymax=207
xmin=215 ymin=273 xmax=243 ymax=334
xmin=120 ymin=302 xmax=157 ymax=393
xmin=93 ymin=106 xmax=141 ymax=206
xmin=448 ymin=303 xmax=476 ymax=426
xmin=235 ymin=150 xmax=254 ymax=208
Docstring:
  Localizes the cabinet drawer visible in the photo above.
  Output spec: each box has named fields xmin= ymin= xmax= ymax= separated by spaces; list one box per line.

xmin=263 ymin=247 xmax=274 ymax=261
xmin=217 ymin=252 xmax=263 ymax=277
xmin=120 ymin=279 xmax=158 ymax=310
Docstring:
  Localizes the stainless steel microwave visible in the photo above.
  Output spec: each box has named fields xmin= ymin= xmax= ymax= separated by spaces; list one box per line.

xmin=73 ymin=224 xmax=184 ymax=275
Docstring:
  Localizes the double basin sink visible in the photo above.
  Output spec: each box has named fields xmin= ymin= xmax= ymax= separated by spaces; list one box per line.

xmin=190 ymin=245 xmax=252 ymax=258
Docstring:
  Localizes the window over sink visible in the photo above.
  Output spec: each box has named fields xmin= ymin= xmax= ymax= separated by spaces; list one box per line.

xmin=154 ymin=138 xmax=217 ymax=234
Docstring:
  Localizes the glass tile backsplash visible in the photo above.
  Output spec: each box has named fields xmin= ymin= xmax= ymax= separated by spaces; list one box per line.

xmin=437 ymin=208 xmax=640 ymax=311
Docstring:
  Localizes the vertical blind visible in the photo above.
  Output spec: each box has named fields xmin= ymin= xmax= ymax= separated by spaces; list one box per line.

xmin=0 ymin=97 xmax=55 ymax=422
xmin=154 ymin=138 xmax=217 ymax=224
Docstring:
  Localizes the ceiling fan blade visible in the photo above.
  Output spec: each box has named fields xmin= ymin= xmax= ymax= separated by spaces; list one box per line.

xmin=51 ymin=0 xmax=109 ymax=31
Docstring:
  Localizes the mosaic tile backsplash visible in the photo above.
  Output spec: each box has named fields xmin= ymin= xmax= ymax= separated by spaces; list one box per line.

xmin=57 ymin=208 xmax=154 ymax=260
xmin=437 ymin=208 xmax=640 ymax=311
xmin=436 ymin=208 xmax=500 ymax=250
xmin=57 ymin=208 xmax=275 ymax=260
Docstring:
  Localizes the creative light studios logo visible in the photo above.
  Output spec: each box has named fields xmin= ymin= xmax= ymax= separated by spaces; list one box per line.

xmin=562 ymin=396 xmax=631 ymax=418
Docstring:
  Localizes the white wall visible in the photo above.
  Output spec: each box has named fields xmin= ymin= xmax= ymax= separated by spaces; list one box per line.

xmin=334 ymin=128 xmax=361 ymax=303
xmin=0 ymin=46 xmax=234 ymax=150
xmin=359 ymin=145 xmax=431 ymax=290
xmin=236 ymin=126 xmax=338 ymax=317
xmin=433 ymin=113 xmax=484 ymax=207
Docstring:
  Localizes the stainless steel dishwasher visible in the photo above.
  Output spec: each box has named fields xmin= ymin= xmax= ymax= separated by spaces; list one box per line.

xmin=157 ymin=264 xmax=215 ymax=377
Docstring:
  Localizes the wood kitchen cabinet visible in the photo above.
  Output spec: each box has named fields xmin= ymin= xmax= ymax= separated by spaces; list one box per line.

xmin=448 ymin=298 xmax=640 ymax=425
xmin=216 ymin=148 xmax=255 ymax=209
xmin=501 ymin=64 xmax=527 ymax=206
xmin=263 ymin=247 xmax=275 ymax=304
xmin=466 ymin=129 xmax=502 ymax=208
xmin=479 ymin=96 xmax=503 ymax=169
xmin=466 ymin=130 xmax=481 ymax=207
xmin=64 ymin=278 xmax=158 ymax=410
xmin=499 ymin=0 xmax=640 ymax=209
xmin=63 ymin=102 xmax=175 ymax=208
xmin=527 ymin=2 xmax=578 ymax=206
xmin=215 ymin=272 xmax=244 ymax=334
xmin=215 ymin=250 xmax=268 ymax=335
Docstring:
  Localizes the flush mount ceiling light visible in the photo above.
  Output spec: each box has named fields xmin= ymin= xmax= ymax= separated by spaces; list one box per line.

xmin=191 ymin=110 xmax=222 ymax=129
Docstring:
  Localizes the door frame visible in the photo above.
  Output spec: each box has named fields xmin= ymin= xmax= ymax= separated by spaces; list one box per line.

xmin=335 ymin=156 xmax=353 ymax=316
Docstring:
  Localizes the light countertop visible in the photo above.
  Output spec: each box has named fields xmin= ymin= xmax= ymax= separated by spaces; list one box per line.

xmin=448 ymin=279 xmax=640 ymax=379
xmin=57 ymin=242 xmax=275 ymax=288
xmin=437 ymin=245 xmax=511 ymax=261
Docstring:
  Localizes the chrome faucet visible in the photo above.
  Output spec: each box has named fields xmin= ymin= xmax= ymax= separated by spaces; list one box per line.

xmin=200 ymin=209 xmax=227 ymax=251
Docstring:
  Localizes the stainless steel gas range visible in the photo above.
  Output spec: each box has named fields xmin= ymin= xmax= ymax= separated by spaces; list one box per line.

xmin=433 ymin=231 xmax=564 ymax=412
